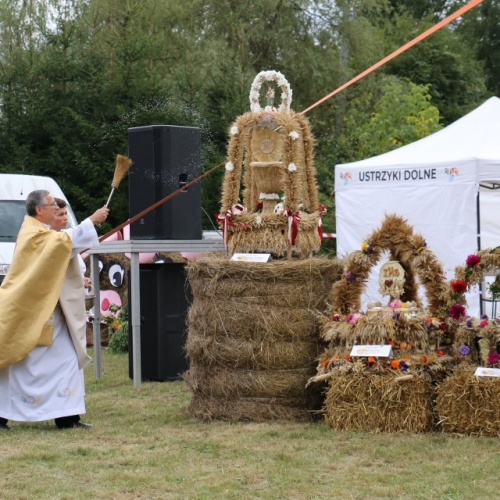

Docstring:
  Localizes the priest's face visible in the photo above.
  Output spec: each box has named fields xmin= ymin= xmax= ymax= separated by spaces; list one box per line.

xmin=36 ymin=193 xmax=58 ymax=225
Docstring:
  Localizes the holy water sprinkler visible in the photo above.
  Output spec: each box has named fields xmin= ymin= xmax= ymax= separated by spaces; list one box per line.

xmin=105 ymin=154 xmax=133 ymax=207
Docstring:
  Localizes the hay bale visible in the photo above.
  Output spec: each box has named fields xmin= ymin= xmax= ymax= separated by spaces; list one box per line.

xmin=185 ymin=254 xmax=342 ymax=421
xmin=185 ymin=335 xmax=321 ymax=370
xmin=324 ymin=372 xmax=435 ymax=433
xmin=436 ymin=368 xmax=500 ymax=436
xmin=186 ymin=394 xmax=317 ymax=422
xmin=187 ymin=300 xmax=321 ymax=342
xmin=184 ymin=366 xmax=312 ymax=398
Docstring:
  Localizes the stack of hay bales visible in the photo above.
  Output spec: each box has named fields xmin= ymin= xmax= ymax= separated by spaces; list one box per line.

xmin=184 ymin=254 xmax=343 ymax=422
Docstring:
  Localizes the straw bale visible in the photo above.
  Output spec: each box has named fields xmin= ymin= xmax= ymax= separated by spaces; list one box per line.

xmin=187 ymin=254 xmax=341 ymax=310
xmin=186 ymin=255 xmax=342 ymax=343
xmin=185 ymin=335 xmax=321 ymax=370
xmin=188 ymin=300 xmax=320 ymax=342
xmin=186 ymin=394 xmax=317 ymax=422
xmin=187 ymin=254 xmax=341 ymax=287
xmin=184 ymin=366 xmax=312 ymax=399
xmin=436 ymin=367 xmax=500 ymax=436
xmin=324 ymin=372 xmax=435 ymax=433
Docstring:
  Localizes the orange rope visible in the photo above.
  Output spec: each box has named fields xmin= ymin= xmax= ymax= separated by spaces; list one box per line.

xmin=300 ymin=0 xmax=485 ymax=115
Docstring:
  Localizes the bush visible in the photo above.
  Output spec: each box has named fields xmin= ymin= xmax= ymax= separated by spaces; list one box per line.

xmin=104 ymin=305 xmax=129 ymax=354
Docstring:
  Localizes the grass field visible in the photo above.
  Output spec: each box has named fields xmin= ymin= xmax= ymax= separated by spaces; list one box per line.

xmin=0 ymin=350 xmax=499 ymax=499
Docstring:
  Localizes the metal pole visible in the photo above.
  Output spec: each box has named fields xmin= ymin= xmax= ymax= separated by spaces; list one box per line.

xmin=477 ymin=188 xmax=483 ymax=316
xmin=130 ymin=252 xmax=142 ymax=386
xmin=91 ymin=253 xmax=102 ymax=379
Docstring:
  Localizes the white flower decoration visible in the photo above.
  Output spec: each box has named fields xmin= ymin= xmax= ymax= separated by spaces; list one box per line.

xmin=230 ymin=126 xmax=239 ymax=136
xmin=249 ymin=90 xmax=260 ymax=101
xmin=288 ymin=163 xmax=297 ymax=172
xmin=225 ymin=162 xmax=234 ymax=172
xmin=249 ymin=70 xmax=292 ymax=113
xmin=231 ymin=203 xmax=246 ymax=215
xmin=289 ymin=131 xmax=299 ymax=141
xmin=274 ymin=202 xmax=285 ymax=215
xmin=255 ymin=216 xmax=262 ymax=225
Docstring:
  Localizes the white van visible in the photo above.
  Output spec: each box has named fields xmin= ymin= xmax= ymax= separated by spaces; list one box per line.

xmin=0 ymin=174 xmax=78 ymax=285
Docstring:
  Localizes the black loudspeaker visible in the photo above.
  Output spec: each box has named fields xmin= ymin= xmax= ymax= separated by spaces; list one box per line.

xmin=128 ymin=263 xmax=191 ymax=382
xmin=128 ymin=125 xmax=202 ymax=240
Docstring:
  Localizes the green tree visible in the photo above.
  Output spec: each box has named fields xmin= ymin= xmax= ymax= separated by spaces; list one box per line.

xmin=353 ymin=79 xmax=442 ymax=160
xmin=452 ymin=0 xmax=500 ymax=98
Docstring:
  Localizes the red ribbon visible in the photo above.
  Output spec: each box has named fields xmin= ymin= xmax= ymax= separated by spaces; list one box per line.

xmin=215 ymin=209 xmax=250 ymax=247
xmin=285 ymin=209 xmax=301 ymax=246
xmin=317 ymin=204 xmax=327 ymax=242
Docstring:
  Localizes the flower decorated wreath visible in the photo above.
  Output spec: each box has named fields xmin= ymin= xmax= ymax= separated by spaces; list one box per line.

xmin=451 ymin=248 xmax=500 ymax=368
xmin=310 ymin=214 xmax=463 ymax=383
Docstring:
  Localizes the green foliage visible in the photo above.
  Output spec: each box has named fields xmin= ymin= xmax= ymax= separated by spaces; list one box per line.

xmin=0 ymin=0 xmax=495 ymax=238
xmin=108 ymin=326 xmax=129 ymax=354
xmin=453 ymin=0 xmax=500 ymax=98
xmin=354 ymin=80 xmax=442 ymax=160
xmin=103 ymin=305 xmax=129 ymax=354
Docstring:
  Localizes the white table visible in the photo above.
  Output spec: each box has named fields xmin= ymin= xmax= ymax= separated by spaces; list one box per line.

xmin=86 ymin=237 xmax=225 ymax=386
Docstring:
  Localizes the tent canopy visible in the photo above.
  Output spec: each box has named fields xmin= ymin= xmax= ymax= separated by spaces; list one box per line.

xmin=335 ymin=96 xmax=500 ymax=315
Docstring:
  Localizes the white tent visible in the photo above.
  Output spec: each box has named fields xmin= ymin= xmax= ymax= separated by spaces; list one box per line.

xmin=335 ymin=96 xmax=500 ymax=315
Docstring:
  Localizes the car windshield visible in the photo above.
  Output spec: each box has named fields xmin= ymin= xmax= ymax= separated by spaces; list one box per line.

xmin=0 ymin=201 xmax=26 ymax=241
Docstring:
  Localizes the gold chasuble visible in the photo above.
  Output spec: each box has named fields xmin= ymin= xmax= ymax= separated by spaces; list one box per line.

xmin=0 ymin=216 xmax=72 ymax=369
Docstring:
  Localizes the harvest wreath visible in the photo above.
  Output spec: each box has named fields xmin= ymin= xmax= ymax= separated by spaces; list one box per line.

xmin=435 ymin=249 xmax=500 ymax=436
xmin=451 ymin=248 xmax=500 ymax=368
xmin=217 ymin=71 xmax=324 ymax=258
xmin=310 ymin=214 xmax=463 ymax=383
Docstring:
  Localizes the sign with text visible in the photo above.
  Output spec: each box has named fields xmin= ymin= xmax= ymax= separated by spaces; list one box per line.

xmin=230 ymin=253 xmax=271 ymax=263
xmin=350 ymin=345 xmax=393 ymax=358
xmin=474 ymin=367 xmax=500 ymax=378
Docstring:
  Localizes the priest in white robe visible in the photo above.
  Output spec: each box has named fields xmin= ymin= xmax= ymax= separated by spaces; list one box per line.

xmin=0 ymin=189 xmax=109 ymax=430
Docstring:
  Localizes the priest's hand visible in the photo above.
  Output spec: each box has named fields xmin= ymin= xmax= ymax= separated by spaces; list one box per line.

xmin=90 ymin=206 xmax=109 ymax=225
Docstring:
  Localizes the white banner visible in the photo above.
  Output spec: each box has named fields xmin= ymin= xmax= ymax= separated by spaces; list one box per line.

xmin=335 ymin=160 xmax=479 ymax=313
xmin=336 ymin=160 xmax=476 ymax=190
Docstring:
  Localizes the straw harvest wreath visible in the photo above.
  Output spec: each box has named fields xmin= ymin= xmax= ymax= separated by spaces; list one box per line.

xmin=450 ymin=248 xmax=500 ymax=368
xmin=310 ymin=214 xmax=465 ymax=383
xmin=217 ymin=70 xmax=325 ymax=258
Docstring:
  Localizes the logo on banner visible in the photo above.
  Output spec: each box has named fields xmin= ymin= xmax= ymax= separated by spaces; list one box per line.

xmin=445 ymin=167 xmax=460 ymax=182
xmin=340 ymin=172 xmax=352 ymax=185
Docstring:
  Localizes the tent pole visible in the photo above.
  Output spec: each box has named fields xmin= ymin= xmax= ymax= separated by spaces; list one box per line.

xmin=477 ymin=189 xmax=483 ymax=316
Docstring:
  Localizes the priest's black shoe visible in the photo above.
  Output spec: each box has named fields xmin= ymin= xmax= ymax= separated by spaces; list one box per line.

xmin=56 ymin=421 xmax=93 ymax=429
xmin=0 ymin=422 xmax=11 ymax=430
xmin=73 ymin=421 xmax=93 ymax=429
